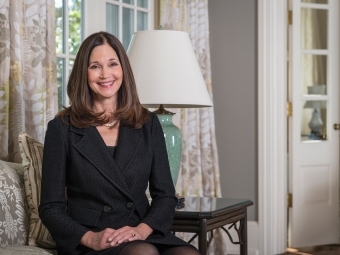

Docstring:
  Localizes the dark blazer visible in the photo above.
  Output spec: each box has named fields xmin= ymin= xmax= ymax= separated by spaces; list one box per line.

xmin=39 ymin=112 xmax=188 ymax=255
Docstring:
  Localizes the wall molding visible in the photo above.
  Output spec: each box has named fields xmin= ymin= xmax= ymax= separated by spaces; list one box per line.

xmin=258 ymin=0 xmax=288 ymax=254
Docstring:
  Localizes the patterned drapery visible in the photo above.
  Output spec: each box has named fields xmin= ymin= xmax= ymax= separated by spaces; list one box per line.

xmin=0 ymin=0 xmax=57 ymax=163
xmin=159 ymin=1 xmax=225 ymax=254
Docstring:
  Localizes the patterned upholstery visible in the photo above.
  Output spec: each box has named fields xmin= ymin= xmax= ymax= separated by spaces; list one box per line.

xmin=1 ymin=245 xmax=57 ymax=254
xmin=18 ymin=132 xmax=56 ymax=248
xmin=0 ymin=160 xmax=29 ymax=247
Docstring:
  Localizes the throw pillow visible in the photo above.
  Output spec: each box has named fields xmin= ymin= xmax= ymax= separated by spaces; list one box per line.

xmin=0 ymin=160 xmax=29 ymax=247
xmin=18 ymin=132 xmax=56 ymax=248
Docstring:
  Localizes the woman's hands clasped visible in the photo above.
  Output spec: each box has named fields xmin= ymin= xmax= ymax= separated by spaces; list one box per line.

xmin=80 ymin=223 xmax=153 ymax=251
xmin=107 ymin=223 xmax=152 ymax=246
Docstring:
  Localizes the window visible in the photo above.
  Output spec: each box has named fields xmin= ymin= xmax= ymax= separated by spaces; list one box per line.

xmin=105 ymin=0 xmax=151 ymax=49
xmin=55 ymin=0 xmax=82 ymax=110
xmin=55 ymin=0 xmax=154 ymax=110
xmin=83 ymin=0 xmax=154 ymax=49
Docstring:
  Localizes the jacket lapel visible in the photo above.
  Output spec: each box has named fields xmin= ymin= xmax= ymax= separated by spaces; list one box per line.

xmin=70 ymin=125 xmax=133 ymax=200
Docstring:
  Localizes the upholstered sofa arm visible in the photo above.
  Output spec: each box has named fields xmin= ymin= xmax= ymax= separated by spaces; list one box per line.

xmin=0 ymin=160 xmax=28 ymax=247
xmin=0 ymin=160 xmax=57 ymax=254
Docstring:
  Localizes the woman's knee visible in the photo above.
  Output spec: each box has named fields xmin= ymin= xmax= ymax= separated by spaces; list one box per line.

xmin=119 ymin=241 xmax=160 ymax=255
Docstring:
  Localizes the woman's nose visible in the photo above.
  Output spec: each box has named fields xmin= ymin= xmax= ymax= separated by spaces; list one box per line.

xmin=99 ymin=67 xmax=109 ymax=78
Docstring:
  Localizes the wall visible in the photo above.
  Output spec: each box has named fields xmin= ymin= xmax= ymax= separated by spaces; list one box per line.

xmin=208 ymin=0 xmax=258 ymax=220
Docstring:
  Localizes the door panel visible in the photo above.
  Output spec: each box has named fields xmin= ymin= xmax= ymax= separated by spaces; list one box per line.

xmin=289 ymin=0 xmax=339 ymax=247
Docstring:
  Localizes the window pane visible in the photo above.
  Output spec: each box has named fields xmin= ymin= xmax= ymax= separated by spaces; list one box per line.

xmin=123 ymin=7 xmax=134 ymax=50
xmin=57 ymin=58 xmax=64 ymax=111
xmin=301 ymin=8 xmax=328 ymax=49
xmin=137 ymin=0 xmax=148 ymax=8
xmin=301 ymin=54 xmax=327 ymax=95
xmin=106 ymin=3 xmax=119 ymax=37
xmin=68 ymin=0 xmax=82 ymax=55
xmin=63 ymin=59 xmax=75 ymax=107
xmin=301 ymin=100 xmax=327 ymax=141
xmin=137 ymin=11 xmax=147 ymax=31
xmin=55 ymin=0 xmax=63 ymax=54
xmin=69 ymin=59 xmax=74 ymax=76
xmin=123 ymin=0 xmax=134 ymax=5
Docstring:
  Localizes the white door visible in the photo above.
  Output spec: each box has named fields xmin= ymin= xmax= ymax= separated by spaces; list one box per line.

xmin=288 ymin=0 xmax=339 ymax=248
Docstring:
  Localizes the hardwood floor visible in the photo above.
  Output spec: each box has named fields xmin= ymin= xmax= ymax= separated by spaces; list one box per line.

xmin=279 ymin=245 xmax=340 ymax=255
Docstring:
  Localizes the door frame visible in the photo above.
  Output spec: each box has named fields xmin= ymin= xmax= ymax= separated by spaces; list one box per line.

xmin=258 ymin=0 xmax=288 ymax=254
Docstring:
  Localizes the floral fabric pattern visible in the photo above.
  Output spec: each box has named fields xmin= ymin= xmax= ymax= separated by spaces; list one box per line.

xmin=1 ymin=245 xmax=57 ymax=254
xmin=159 ymin=0 xmax=224 ymax=254
xmin=0 ymin=160 xmax=29 ymax=248
xmin=0 ymin=0 xmax=58 ymax=163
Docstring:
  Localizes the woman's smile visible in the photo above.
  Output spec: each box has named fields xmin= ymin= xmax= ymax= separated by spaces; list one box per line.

xmin=97 ymin=80 xmax=115 ymax=87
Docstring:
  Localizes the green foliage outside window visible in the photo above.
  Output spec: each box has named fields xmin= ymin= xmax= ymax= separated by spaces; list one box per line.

xmin=55 ymin=0 xmax=82 ymax=110
xmin=68 ymin=0 xmax=82 ymax=55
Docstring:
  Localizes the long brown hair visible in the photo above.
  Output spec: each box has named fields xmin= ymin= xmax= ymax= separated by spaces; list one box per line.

xmin=57 ymin=31 xmax=149 ymax=128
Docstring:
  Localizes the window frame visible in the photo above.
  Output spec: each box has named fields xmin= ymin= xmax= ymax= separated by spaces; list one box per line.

xmin=56 ymin=0 xmax=83 ymax=109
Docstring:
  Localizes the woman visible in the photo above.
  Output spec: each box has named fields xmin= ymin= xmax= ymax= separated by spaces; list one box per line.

xmin=39 ymin=31 xmax=201 ymax=255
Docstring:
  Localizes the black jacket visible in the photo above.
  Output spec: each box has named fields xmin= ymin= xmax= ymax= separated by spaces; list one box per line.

xmin=39 ymin=112 xmax=188 ymax=255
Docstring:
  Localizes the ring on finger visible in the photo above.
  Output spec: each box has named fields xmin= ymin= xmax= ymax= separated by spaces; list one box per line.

xmin=132 ymin=233 xmax=136 ymax=237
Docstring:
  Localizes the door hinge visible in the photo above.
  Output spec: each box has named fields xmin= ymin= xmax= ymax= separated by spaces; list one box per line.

xmin=287 ymin=102 xmax=292 ymax=116
xmin=288 ymin=10 xmax=292 ymax=25
xmin=288 ymin=193 xmax=293 ymax=208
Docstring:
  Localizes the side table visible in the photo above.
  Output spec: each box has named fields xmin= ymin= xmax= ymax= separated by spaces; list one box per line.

xmin=171 ymin=197 xmax=253 ymax=255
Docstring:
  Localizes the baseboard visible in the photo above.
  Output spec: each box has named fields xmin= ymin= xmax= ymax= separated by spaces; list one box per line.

xmin=225 ymin=221 xmax=259 ymax=255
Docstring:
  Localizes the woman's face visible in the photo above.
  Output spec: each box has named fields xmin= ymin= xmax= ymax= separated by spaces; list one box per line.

xmin=87 ymin=43 xmax=123 ymax=104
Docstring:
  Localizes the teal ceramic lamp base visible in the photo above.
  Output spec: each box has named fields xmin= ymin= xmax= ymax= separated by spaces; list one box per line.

xmin=154 ymin=105 xmax=182 ymax=186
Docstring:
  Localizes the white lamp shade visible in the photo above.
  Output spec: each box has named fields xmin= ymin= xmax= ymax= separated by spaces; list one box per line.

xmin=127 ymin=30 xmax=213 ymax=108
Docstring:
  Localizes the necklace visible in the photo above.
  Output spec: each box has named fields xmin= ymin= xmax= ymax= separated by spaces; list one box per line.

xmin=103 ymin=120 xmax=118 ymax=127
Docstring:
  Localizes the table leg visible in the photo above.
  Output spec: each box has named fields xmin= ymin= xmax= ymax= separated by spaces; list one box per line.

xmin=240 ymin=212 xmax=248 ymax=255
xmin=198 ymin=218 xmax=208 ymax=255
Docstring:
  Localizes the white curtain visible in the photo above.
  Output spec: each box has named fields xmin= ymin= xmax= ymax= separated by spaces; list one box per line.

xmin=0 ymin=0 xmax=57 ymax=163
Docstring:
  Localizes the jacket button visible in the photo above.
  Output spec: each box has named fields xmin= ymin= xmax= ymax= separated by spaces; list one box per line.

xmin=104 ymin=206 xmax=111 ymax=212
xmin=126 ymin=202 xmax=134 ymax=210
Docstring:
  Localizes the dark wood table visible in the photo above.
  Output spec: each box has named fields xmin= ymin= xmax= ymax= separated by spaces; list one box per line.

xmin=171 ymin=197 xmax=253 ymax=255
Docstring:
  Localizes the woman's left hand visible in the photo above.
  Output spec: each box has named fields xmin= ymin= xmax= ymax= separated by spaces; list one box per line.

xmin=107 ymin=223 xmax=153 ymax=247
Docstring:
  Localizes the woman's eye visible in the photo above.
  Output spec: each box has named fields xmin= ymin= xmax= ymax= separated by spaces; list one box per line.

xmin=89 ymin=65 xmax=99 ymax=69
xmin=109 ymin=62 xmax=118 ymax=67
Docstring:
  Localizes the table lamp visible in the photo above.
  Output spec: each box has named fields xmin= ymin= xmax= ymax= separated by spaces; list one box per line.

xmin=304 ymin=85 xmax=327 ymax=140
xmin=127 ymin=30 xmax=213 ymax=186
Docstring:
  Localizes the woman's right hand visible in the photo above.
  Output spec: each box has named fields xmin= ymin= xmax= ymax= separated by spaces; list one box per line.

xmin=80 ymin=229 xmax=116 ymax=251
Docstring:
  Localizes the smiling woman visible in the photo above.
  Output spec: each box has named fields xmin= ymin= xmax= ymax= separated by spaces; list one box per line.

xmin=59 ymin=32 xmax=149 ymax=129
xmin=38 ymin=31 xmax=201 ymax=255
